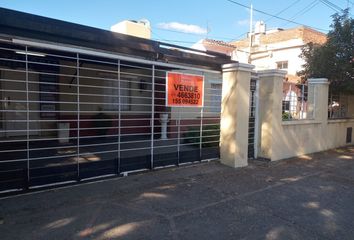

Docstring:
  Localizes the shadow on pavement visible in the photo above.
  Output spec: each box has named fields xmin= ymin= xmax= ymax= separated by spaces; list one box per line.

xmin=1 ymin=147 xmax=354 ymax=239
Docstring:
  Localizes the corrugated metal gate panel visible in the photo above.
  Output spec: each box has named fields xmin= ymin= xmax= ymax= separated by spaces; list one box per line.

xmin=0 ymin=42 xmax=222 ymax=193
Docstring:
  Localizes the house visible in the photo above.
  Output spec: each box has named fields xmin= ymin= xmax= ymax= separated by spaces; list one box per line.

xmin=231 ymin=23 xmax=327 ymax=83
xmin=193 ymin=23 xmax=327 ymax=119
xmin=0 ymin=7 xmax=233 ymax=193
xmin=232 ymin=23 xmax=327 ymax=120
xmin=192 ymin=39 xmax=236 ymax=57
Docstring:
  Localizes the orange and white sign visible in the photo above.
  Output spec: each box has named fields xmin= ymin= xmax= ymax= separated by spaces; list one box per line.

xmin=166 ymin=72 xmax=204 ymax=107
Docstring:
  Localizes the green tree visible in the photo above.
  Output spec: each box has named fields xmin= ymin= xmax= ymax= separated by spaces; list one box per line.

xmin=299 ymin=9 xmax=354 ymax=93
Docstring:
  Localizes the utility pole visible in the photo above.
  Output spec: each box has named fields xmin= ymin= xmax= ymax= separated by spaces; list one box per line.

xmin=206 ymin=20 xmax=210 ymax=39
xmin=248 ymin=4 xmax=253 ymax=64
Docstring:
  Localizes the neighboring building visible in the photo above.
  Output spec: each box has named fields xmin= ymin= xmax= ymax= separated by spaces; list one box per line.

xmin=192 ymin=39 xmax=236 ymax=57
xmin=193 ymin=24 xmax=326 ymax=83
xmin=111 ymin=19 xmax=152 ymax=39
xmin=231 ymin=23 xmax=327 ymax=83
xmin=231 ymin=23 xmax=327 ymax=120
xmin=193 ymin=24 xmax=327 ymax=120
xmin=193 ymin=25 xmax=326 ymax=119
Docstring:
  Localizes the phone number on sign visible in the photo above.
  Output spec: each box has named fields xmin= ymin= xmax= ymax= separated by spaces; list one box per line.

xmin=172 ymin=98 xmax=199 ymax=104
xmin=177 ymin=92 xmax=200 ymax=99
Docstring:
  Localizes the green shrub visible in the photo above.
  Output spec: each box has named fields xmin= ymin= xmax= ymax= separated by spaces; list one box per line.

xmin=282 ymin=112 xmax=292 ymax=121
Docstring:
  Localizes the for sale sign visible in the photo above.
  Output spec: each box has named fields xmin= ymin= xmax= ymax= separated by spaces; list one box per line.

xmin=166 ymin=72 xmax=204 ymax=107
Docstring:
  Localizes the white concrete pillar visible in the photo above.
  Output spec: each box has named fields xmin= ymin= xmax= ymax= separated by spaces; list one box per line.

xmin=257 ymin=70 xmax=287 ymax=160
xmin=307 ymin=78 xmax=329 ymax=122
xmin=220 ymin=63 xmax=254 ymax=168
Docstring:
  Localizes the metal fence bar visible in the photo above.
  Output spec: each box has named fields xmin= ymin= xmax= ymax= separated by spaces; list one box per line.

xmin=76 ymin=53 xmax=80 ymax=180
xmin=301 ymin=84 xmax=305 ymax=119
xmin=117 ymin=59 xmax=121 ymax=174
xmin=199 ymin=106 xmax=203 ymax=161
xmin=177 ymin=110 xmax=181 ymax=166
xmin=25 ymin=46 xmax=30 ymax=188
xmin=150 ymin=65 xmax=155 ymax=169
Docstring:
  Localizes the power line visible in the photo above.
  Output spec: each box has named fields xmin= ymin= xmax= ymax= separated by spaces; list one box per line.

xmin=153 ymin=26 xmax=236 ymax=41
xmin=289 ymin=0 xmax=319 ymax=20
xmin=282 ymin=0 xmax=320 ymax=28
xmin=320 ymin=0 xmax=343 ymax=12
xmin=231 ymin=1 xmax=320 ymax=42
xmin=231 ymin=0 xmax=303 ymax=42
xmin=343 ymin=0 xmax=354 ymax=5
xmin=152 ymin=37 xmax=197 ymax=44
xmin=225 ymin=0 xmax=328 ymax=32
xmin=336 ymin=0 xmax=354 ymax=13
xmin=152 ymin=23 xmax=247 ymax=45
xmin=264 ymin=0 xmax=302 ymax=22
xmin=150 ymin=27 xmax=199 ymax=45
xmin=229 ymin=32 xmax=248 ymax=42
xmin=326 ymin=0 xmax=344 ymax=11
xmin=320 ymin=0 xmax=354 ymax=17
xmin=151 ymin=0 xmax=335 ymax=45
xmin=153 ymin=0 xmax=324 ymax=45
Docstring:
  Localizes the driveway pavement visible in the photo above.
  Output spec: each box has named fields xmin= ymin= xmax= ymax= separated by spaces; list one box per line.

xmin=1 ymin=147 xmax=354 ymax=240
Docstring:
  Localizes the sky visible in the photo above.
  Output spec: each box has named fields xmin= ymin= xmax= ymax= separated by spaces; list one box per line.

xmin=0 ymin=0 xmax=353 ymax=47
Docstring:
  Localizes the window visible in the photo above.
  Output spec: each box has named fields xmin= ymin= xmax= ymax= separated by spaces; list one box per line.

xmin=276 ymin=61 xmax=288 ymax=70
xmin=282 ymin=100 xmax=290 ymax=112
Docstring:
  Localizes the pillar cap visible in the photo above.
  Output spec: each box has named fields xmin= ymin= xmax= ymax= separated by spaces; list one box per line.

xmin=222 ymin=62 xmax=254 ymax=72
xmin=308 ymin=78 xmax=329 ymax=85
xmin=257 ymin=69 xmax=287 ymax=78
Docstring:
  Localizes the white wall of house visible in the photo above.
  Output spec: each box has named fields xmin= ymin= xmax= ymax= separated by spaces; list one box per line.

xmin=253 ymin=47 xmax=305 ymax=75
xmin=234 ymin=38 xmax=306 ymax=77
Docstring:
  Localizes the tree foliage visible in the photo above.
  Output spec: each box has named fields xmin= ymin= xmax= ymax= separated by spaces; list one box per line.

xmin=299 ymin=9 xmax=354 ymax=93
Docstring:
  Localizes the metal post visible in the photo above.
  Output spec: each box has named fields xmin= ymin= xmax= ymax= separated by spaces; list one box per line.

xmin=329 ymin=92 xmax=333 ymax=118
xmin=248 ymin=4 xmax=253 ymax=64
xmin=150 ymin=65 xmax=155 ymax=169
xmin=25 ymin=46 xmax=30 ymax=188
xmin=289 ymin=84 xmax=292 ymax=120
xmin=254 ymin=79 xmax=260 ymax=159
xmin=199 ymin=102 xmax=203 ymax=161
xmin=117 ymin=59 xmax=121 ymax=174
xmin=177 ymin=109 xmax=181 ymax=166
xmin=301 ymin=84 xmax=305 ymax=119
xmin=76 ymin=53 xmax=80 ymax=180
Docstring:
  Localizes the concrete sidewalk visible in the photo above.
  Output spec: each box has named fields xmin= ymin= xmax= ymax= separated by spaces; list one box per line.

xmin=1 ymin=147 xmax=354 ymax=240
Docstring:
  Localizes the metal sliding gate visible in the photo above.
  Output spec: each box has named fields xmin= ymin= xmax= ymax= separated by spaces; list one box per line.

xmin=248 ymin=77 xmax=258 ymax=159
xmin=0 ymin=41 xmax=222 ymax=193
